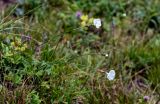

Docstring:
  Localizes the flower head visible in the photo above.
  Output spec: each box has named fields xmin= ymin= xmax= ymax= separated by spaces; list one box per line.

xmin=10 ymin=37 xmax=27 ymax=52
xmin=88 ymin=18 xmax=94 ymax=25
xmin=143 ymin=96 xmax=150 ymax=102
xmin=106 ymin=70 xmax=115 ymax=80
xmin=122 ymin=13 xmax=127 ymax=17
xmin=80 ymin=15 xmax=88 ymax=22
xmin=105 ymin=53 xmax=109 ymax=57
xmin=76 ymin=11 xmax=82 ymax=19
xmin=81 ymin=21 xmax=86 ymax=27
xmin=93 ymin=18 xmax=101 ymax=28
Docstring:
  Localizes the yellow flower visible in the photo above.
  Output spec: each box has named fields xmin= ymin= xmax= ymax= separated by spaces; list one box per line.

xmin=80 ymin=15 xmax=88 ymax=22
xmin=88 ymin=18 xmax=94 ymax=25
xmin=15 ymin=47 xmax=20 ymax=51
xmin=81 ymin=21 xmax=86 ymax=27
xmin=20 ymin=47 xmax=26 ymax=51
xmin=16 ymin=38 xmax=22 ymax=45
xmin=23 ymin=43 xmax=28 ymax=48
xmin=11 ymin=42 xmax=15 ymax=46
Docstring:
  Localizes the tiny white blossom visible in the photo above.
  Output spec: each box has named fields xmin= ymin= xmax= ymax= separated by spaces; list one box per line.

xmin=93 ymin=18 xmax=101 ymax=28
xmin=105 ymin=53 xmax=109 ymax=57
xmin=122 ymin=13 xmax=126 ymax=17
xmin=74 ymin=50 xmax=78 ymax=53
xmin=106 ymin=70 xmax=115 ymax=80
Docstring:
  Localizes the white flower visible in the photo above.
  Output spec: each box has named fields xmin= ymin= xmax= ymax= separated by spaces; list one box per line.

xmin=106 ymin=70 xmax=115 ymax=80
xmin=122 ymin=13 xmax=126 ymax=17
xmin=74 ymin=50 xmax=78 ymax=53
xmin=105 ymin=53 xmax=109 ymax=57
xmin=93 ymin=18 xmax=101 ymax=28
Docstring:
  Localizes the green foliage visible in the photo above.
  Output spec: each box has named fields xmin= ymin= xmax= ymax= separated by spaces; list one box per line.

xmin=26 ymin=90 xmax=42 ymax=104
xmin=0 ymin=0 xmax=160 ymax=103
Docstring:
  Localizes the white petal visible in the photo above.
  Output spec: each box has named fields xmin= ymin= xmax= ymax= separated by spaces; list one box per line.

xmin=93 ymin=18 xmax=101 ymax=28
xmin=105 ymin=53 xmax=109 ymax=57
xmin=106 ymin=70 xmax=115 ymax=80
xmin=95 ymin=25 xmax=100 ymax=28
xmin=122 ymin=13 xmax=126 ymax=17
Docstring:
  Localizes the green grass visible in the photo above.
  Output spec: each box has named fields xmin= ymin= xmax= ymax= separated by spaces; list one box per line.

xmin=0 ymin=0 xmax=160 ymax=104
